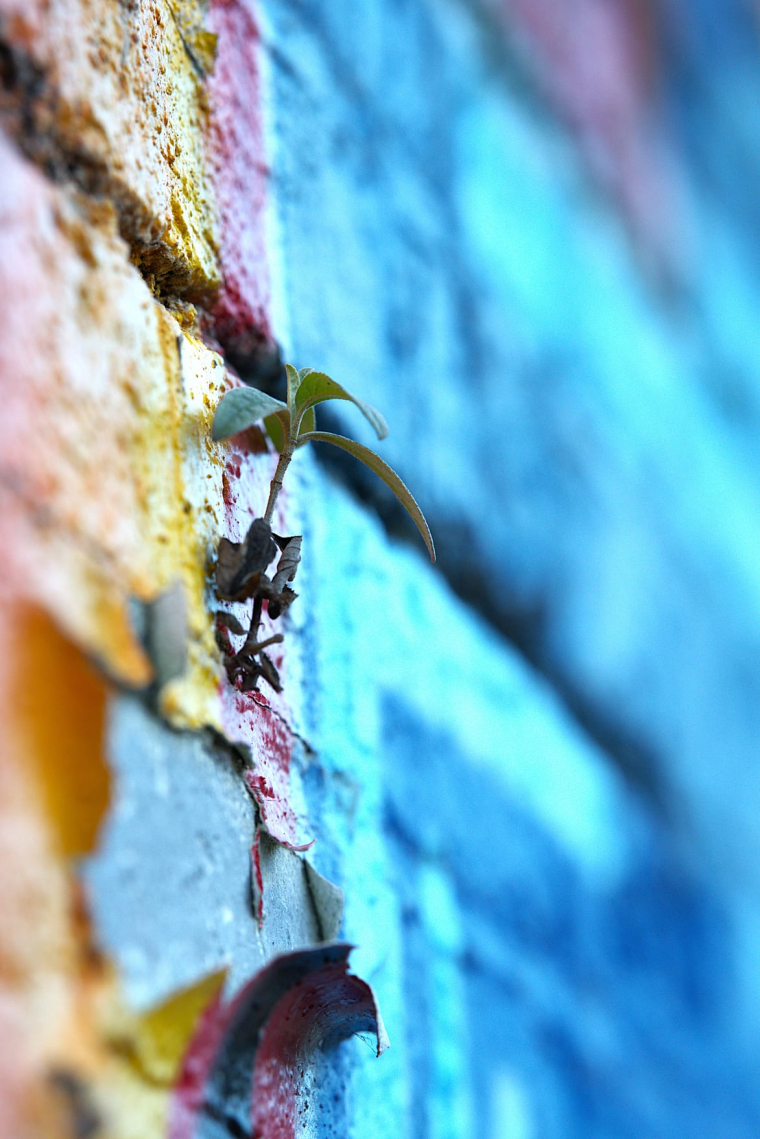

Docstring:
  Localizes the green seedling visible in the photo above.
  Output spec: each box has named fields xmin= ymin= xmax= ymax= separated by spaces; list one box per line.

xmin=212 ymin=365 xmax=435 ymax=556
xmin=211 ymin=366 xmax=435 ymax=693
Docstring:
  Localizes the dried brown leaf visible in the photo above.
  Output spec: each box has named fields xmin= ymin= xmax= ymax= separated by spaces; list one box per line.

xmin=215 ymin=519 xmax=278 ymax=601
xmin=267 ymin=587 xmax=298 ymax=621
xmin=259 ymin=652 xmax=282 ymax=692
xmin=215 ymin=611 xmax=247 ymax=636
xmin=271 ymin=535 xmax=302 ymax=595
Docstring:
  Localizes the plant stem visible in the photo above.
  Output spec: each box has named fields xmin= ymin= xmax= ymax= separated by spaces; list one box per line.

xmin=263 ymin=445 xmax=294 ymax=524
xmin=243 ymin=595 xmax=264 ymax=657
xmin=249 ymin=633 xmax=284 ymax=652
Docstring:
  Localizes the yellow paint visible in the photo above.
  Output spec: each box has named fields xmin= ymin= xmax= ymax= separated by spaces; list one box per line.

xmin=1 ymin=167 xmax=232 ymax=718
xmin=88 ymin=582 xmax=154 ymax=689
xmin=0 ymin=2 xmax=254 ymax=1130
xmin=133 ymin=969 xmax=226 ymax=1085
xmin=2 ymin=0 xmax=221 ymax=300
xmin=31 ymin=882 xmax=226 ymax=1139
xmin=85 ymin=966 xmax=226 ymax=1138
xmin=156 ymin=331 xmax=229 ymax=731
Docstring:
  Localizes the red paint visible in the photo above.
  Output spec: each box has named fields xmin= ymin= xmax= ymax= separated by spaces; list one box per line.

xmin=251 ymin=829 xmax=264 ymax=924
xmin=221 ymin=471 xmax=233 ymax=509
xmin=214 ymin=616 xmax=235 ymax=658
xmin=241 ymin=729 xmax=313 ymax=850
xmin=250 ymin=962 xmax=387 ymax=1138
xmin=168 ymin=946 xmax=387 ymax=1139
xmin=207 ymin=0 xmax=272 ymax=355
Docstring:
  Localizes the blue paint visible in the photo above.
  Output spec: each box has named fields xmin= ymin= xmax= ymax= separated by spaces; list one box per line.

xmin=264 ymin=0 xmax=760 ymax=906
xmin=86 ymin=0 xmax=760 ymax=1133
xmin=381 ymin=697 xmax=756 ymax=1137
xmin=290 ymin=475 xmax=760 ymax=1136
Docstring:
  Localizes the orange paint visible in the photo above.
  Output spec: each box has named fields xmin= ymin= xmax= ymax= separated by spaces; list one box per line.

xmin=9 ymin=605 xmax=111 ymax=859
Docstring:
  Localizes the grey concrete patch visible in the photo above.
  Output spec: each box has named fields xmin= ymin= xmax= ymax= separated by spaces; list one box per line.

xmin=86 ymin=695 xmax=323 ymax=1009
xmin=304 ymin=859 xmax=345 ymax=942
xmin=258 ymin=833 xmax=322 ymax=958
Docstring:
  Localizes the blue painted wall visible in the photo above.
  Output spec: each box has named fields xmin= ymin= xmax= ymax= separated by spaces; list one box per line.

xmin=259 ymin=0 xmax=760 ymax=1133
xmin=84 ymin=1 xmax=760 ymax=1133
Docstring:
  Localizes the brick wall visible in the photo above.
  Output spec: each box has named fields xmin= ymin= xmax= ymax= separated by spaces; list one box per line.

xmin=2 ymin=1 xmax=760 ymax=1136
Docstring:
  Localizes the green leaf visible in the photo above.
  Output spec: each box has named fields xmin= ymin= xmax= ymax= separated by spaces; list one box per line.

xmin=264 ymin=411 xmax=289 ymax=453
xmin=212 ymin=386 xmax=289 ymax=442
xmin=285 ymin=364 xmax=301 ymax=412
xmin=299 ymin=406 xmax=316 ymax=436
xmin=294 ymin=372 xmax=388 ymax=441
xmin=298 ymin=431 xmax=435 ymax=562
xmin=298 ymin=367 xmax=315 ymax=382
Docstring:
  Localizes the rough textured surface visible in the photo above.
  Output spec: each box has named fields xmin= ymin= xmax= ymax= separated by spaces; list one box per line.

xmin=205 ymin=0 xmax=272 ymax=355
xmin=296 ymin=472 xmax=760 ymax=1139
xmin=0 ymin=0 xmax=220 ymax=299
xmin=263 ymin=0 xmax=760 ymax=897
xmin=87 ymin=695 xmax=320 ymax=1008
xmin=4 ymin=0 xmax=760 ymax=1137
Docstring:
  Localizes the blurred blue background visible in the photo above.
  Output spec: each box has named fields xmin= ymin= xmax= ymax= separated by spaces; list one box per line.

xmin=259 ymin=0 xmax=760 ymax=1133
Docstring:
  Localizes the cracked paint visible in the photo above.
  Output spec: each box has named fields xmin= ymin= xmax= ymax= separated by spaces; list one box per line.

xmin=0 ymin=132 xmax=309 ymax=859
xmin=0 ymin=0 xmax=331 ymax=1128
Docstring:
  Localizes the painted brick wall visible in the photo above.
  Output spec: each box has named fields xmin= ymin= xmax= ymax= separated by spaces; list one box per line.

xmin=2 ymin=1 xmax=760 ymax=1137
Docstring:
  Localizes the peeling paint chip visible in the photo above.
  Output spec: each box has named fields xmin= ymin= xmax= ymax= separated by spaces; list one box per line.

xmin=170 ymin=944 xmax=388 ymax=1139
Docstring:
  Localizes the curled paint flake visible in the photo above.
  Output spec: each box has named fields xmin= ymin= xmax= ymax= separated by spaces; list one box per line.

xmin=169 ymin=945 xmax=388 ymax=1139
xmin=303 ymin=861 xmax=345 ymax=942
xmin=280 ymin=837 xmax=316 ymax=853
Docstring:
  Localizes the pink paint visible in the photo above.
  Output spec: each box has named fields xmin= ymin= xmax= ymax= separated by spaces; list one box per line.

xmin=242 ymin=732 xmax=314 ymax=850
xmin=206 ymin=0 xmax=272 ymax=355
xmin=223 ymin=681 xmax=306 ymax=849
xmin=496 ymin=0 xmax=674 ymax=253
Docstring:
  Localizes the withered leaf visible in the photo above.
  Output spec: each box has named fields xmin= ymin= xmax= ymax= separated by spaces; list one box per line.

xmin=267 ymin=586 xmax=298 ymax=621
xmin=237 ymin=651 xmax=282 ymax=694
xmin=216 ymin=518 xmax=278 ymax=601
xmin=271 ymin=534 xmax=302 ymax=595
xmin=215 ymin=611 xmax=247 ymax=636
xmin=214 ymin=521 xmax=299 ymax=694
xmin=259 ymin=651 xmax=282 ymax=693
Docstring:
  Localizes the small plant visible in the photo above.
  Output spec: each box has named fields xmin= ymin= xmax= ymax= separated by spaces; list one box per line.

xmin=211 ymin=365 xmax=435 ymax=693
